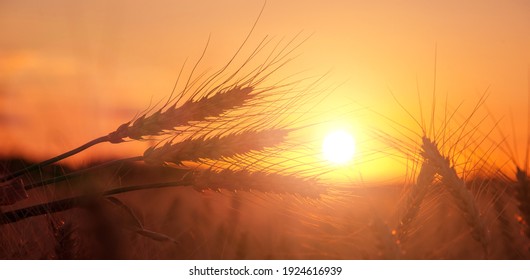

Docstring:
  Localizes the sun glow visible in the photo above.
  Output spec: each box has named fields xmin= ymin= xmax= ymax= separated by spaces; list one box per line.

xmin=322 ymin=130 xmax=356 ymax=165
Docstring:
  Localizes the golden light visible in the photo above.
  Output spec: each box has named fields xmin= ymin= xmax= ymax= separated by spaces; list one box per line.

xmin=322 ymin=130 xmax=356 ymax=165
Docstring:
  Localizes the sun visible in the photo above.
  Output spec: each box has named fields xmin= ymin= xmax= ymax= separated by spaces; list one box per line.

xmin=322 ymin=130 xmax=356 ymax=165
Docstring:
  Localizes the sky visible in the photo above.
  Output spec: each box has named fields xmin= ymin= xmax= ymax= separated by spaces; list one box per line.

xmin=1 ymin=0 xmax=529 ymax=181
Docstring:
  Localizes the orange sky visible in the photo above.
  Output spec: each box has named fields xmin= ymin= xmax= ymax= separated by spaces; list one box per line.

xmin=1 ymin=0 xmax=529 ymax=182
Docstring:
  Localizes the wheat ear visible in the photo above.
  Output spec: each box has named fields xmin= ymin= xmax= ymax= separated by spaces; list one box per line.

xmin=0 ymin=87 xmax=255 ymax=184
xmin=515 ymin=168 xmax=530 ymax=244
xmin=421 ymin=136 xmax=489 ymax=255
xmin=143 ymin=128 xmax=289 ymax=165
xmin=107 ymin=86 xmax=255 ymax=142
xmin=371 ymin=215 xmax=401 ymax=259
xmin=192 ymin=169 xmax=324 ymax=198
xmin=491 ymin=182 xmax=524 ymax=258
xmin=394 ymin=159 xmax=436 ymax=244
xmin=48 ymin=219 xmax=78 ymax=259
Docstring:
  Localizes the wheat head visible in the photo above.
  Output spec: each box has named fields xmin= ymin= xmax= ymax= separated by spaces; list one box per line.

xmin=192 ymin=169 xmax=324 ymax=198
xmin=143 ymin=129 xmax=289 ymax=165
xmin=515 ymin=168 xmax=530 ymax=245
xmin=107 ymin=86 xmax=255 ymax=143
xmin=421 ymin=136 xmax=489 ymax=255
xmin=394 ymin=159 xmax=436 ymax=244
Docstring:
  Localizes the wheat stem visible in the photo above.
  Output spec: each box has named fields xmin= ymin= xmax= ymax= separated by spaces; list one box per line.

xmin=23 ymin=156 xmax=143 ymax=191
xmin=0 ymin=136 xmax=109 ymax=183
xmin=0 ymin=168 xmax=323 ymax=224
xmin=0 ymin=180 xmax=192 ymax=225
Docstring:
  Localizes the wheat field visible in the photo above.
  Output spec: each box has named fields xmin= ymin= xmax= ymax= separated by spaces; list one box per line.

xmin=1 ymin=1 xmax=530 ymax=260
xmin=1 ymin=42 xmax=529 ymax=259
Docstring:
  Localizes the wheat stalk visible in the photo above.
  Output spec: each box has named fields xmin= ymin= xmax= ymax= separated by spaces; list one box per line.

xmin=0 ymin=169 xmax=324 ymax=225
xmin=421 ymin=136 xmax=489 ymax=255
